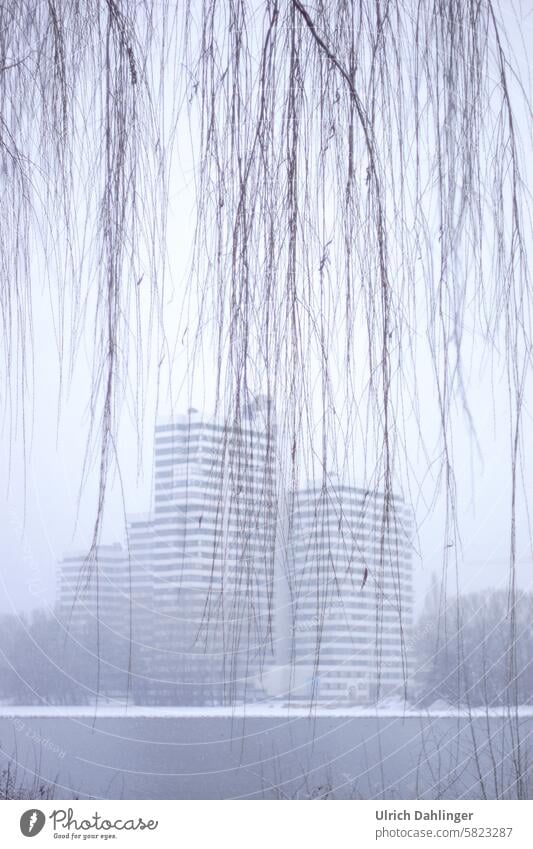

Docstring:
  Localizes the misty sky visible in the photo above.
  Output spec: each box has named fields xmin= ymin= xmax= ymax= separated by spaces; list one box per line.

xmin=1 ymin=2 xmax=532 ymax=619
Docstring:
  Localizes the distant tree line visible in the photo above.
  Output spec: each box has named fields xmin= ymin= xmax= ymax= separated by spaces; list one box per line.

xmin=0 ymin=609 xmax=216 ymax=706
xmin=413 ymin=590 xmax=533 ymax=708
xmin=0 ymin=610 xmax=128 ymax=705
xmin=2 ymin=590 xmax=533 ymax=707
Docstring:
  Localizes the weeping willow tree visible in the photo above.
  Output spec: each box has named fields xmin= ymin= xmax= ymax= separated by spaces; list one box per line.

xmin=1 ymin=0 xmax=531 ymax=793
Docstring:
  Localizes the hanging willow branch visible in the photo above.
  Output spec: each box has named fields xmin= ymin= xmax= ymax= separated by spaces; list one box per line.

xmin=183 ymin=0 xmax=530 ymax=714
xmin=1 ymin=1 xmax=532 ymax=772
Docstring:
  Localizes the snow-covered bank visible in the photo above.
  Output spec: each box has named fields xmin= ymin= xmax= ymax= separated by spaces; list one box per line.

xmin=2 ymin=703 xmax=533 ymax=719
xmin=1 ymin=708 xmax=532 ymax=798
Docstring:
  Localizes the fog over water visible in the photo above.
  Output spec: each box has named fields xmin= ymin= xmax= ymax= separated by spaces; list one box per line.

xmin=1 ymin=713 xmax=531 ymax=800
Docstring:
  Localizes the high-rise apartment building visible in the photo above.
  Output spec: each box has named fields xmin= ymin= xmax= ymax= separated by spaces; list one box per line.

xmin=57 ymin=411 xmax=415 ymax=707
xmin=56 ymin=542 xmax=151 ymax=698
xmin=58 ymin=542 xmax=127 ymax=628
xmin=124 ymin=514 xmax=157 ymax=700
xmin=149 ymin=397 xmax=278 ymax=704
xmin=286 ymin=481 xmax=413 ymax=703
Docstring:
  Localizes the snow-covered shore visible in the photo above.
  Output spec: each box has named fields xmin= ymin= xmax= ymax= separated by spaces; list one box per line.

xmin=2 ymin=703 xmax=533 ymax=719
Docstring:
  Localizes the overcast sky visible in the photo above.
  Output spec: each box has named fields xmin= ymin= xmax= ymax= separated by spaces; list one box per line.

xmin=1 ymin=2 xmax=532 ymax=619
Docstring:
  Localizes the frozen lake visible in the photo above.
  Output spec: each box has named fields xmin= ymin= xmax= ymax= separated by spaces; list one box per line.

xmin=1 ymin=707 xmax=532 ymax=799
